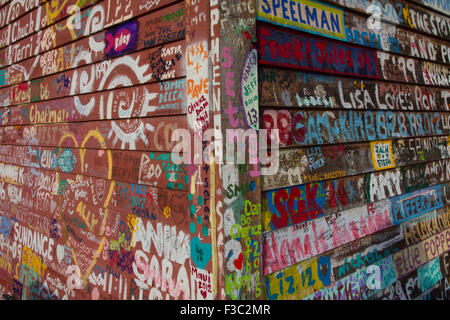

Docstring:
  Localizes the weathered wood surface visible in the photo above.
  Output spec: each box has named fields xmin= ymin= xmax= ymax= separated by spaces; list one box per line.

xmin=327 ymin=0 xmax=450 ymax=37
xmin=257 ymin=23 xmax=450 ymax=87
xmin=411 ymin=0 xmax=450 ymax=17
xmin=256 ymin=0 xmax=450 ymax=301
xmin=263 ymin=205 xmax=450 ymax=300
xmin=258 ymin=67 xmax=450 ymax=112
xmin=0 ymin=144 xmax=191 ymax=190
xmin=262 ymin=108 xmax=450 ymax=148
xmin=256 ymin=0 xmax=450 ymax=64
xmin=0 ymin=1 xmax=186 ymax=87
xmin=263 ymin=158 xmax=450 ymax=231
xmin=0 ymin=0 xmax=178 ymax=54
xmin=220 ymin=0 xmax=264 ymax=300
xmin=1 ymin=79 xmax=187 ymax=126
xmin=262 ymin=135 xmax=450 ymax=190
xmin=1 ymin=40 xmax=185 ymax=108
xmin=0 ymin=0 xmax=215 ymax=302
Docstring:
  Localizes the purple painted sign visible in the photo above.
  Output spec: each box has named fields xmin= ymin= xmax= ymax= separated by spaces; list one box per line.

xmin=105 ymin=20 xmax=139 ymax=58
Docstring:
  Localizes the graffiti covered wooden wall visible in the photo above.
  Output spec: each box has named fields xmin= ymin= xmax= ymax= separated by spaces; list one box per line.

xmin=0 ymin=0 xmax=226 ymax=300
xmin=219 ymin=0 xmax=263 ymax=300
xmin=0 ymin=0 xmax=449 ymax=301
xmin=256 ymin=0 xmax=450 ymax=300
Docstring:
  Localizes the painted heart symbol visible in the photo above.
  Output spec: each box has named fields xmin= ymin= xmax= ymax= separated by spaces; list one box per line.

xmin=242 ymin=30 xmax=253 ymax=40
xmin=318 ymin=256 xmax=331 ymax=287
xmin=200 ymin=290 xmax=207 ymax=299
xmin=233 ymin=253 xmax=243 ymax=271
xmin=320 ymin=262 xmax=328 ymax=276
xmin=57 ymin=130 xmax=115 ymax=285
xmin=56 ymin=244 xmax=65 ymax=264
xmin=190 ymin=236 xmax=212 ymax=270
